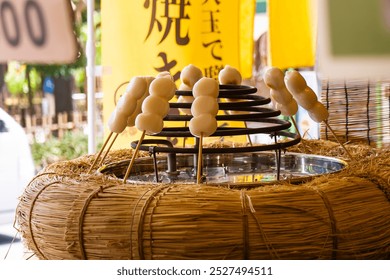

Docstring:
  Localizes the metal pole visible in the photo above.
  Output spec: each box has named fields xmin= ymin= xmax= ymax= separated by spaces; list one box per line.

xmin=86 ymin=0 xmax=96 ymax=154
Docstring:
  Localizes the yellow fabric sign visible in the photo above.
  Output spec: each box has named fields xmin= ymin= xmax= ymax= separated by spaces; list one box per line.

xmin=267 ymin=0 xmax=317 ymax=69
xmin=101 ymin=0 xmax=255 ymax=149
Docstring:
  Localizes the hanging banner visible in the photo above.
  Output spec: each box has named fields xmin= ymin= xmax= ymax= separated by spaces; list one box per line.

xmin=0 ymin=0 xmax=78 ymax=63
xmin=267 ymin=0 xmax=317 ymax=69
xmin=102 ymin=0 xmax=255 ymax=148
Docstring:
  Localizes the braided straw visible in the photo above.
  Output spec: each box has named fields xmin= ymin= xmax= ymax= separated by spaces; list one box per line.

xmin=16 ymin=140 xmax=390 ymax=259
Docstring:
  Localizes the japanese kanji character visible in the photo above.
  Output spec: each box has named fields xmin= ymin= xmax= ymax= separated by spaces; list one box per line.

xmin=202 ymin=9 xmax=220 ymax=34
xmin=144 ymin=0 xmax=191 ymax=45
xmin=154 ymin=52 xmax=181 ymax=81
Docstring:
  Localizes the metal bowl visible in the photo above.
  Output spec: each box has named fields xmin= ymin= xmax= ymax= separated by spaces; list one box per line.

xmin=100 ymin=152 xmax=347 ymax=187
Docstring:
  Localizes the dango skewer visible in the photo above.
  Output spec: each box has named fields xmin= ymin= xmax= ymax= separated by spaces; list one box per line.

xmin=123 ymin=75 xmax=176 ymax=183
xmin=178 ymin=65 xmax=203 ymax=147
xmin=218 ymin=65 xmax=253 ymax=145
xmin=97 ymin=76 xmax=155 ymax=167
xmin=189 ymin=77 xmax=219 ymax=184
xmin=264 ymin=67 xmax=302 ymax=139
xmin=177 ymin=64 xmax=203 ymax=114
xmin=285 ymin=70 xmax=353 ymax=159
xmin=88 ymin=76 xmax=147 ymax=174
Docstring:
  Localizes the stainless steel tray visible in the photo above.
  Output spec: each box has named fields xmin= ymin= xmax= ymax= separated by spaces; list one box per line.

xmin=100 ymin=152 xmax=347 ymax=187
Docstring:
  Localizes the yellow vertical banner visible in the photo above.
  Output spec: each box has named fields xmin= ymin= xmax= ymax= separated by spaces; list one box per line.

xmin=102 ymin=0 xmax=255 ymax=149
xmin=267 ymin=0 xmax=317 ymax=69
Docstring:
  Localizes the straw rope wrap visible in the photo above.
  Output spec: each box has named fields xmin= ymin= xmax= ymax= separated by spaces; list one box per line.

xmin=16 ymin=141 xmax=390 ymax=260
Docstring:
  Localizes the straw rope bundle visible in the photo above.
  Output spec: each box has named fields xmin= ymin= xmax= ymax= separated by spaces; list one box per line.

xmin=16 ymin=140 xmax=390 ymax=260
xmin=321 ymin=79 xmax=390 ymax=147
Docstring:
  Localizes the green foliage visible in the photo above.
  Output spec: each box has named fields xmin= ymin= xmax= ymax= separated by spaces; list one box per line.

xmin=31 ymin=131 xmax=96 ymax=171
xmin=72 ymin=67 xmax=86 ymax=92
xmin=28 ymin=48 xmax=87 ymax=78
xmin=4 ymin=62 xmax=41 ymax=96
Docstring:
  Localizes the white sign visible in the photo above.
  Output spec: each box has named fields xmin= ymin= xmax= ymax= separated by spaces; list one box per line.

xmin=0 ymin=0 xmax=78 ymax=63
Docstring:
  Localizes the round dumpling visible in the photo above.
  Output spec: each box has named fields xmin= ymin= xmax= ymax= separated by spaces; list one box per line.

xmin=218 ymin=65 xmax=242 ymax=85
xmin=192 ymin=77 xmax=219 ymax=98
xmin=149 ymin=77 xmax=176 ymax=100
xmin=180 ymin=64 xmax=203 ymax=87
xmin=108 ymin=110 xmax=128 ymax=133
xmin=189 ymin=113 xmax=218 ymax=137
xmin=125 ymin=76 xmax=148 ymax=100
xmin=264 ymin=67 xmax=285 ymax=90
xmin=308 ymin=102 xmax=329 ymax=123
xmin=191 ymin=96 xmax=219 ymax=117
xmin=141 ymin=95 xmax=170 ymax=117
xmin=135 ymin=113 xmax=164 ymax=135
xmin=284 ymin=70 xmax=307 ymax=93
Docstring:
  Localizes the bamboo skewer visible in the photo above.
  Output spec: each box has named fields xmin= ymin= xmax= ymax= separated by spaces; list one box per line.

xmin=197 ymin=133 xmax=203 ymax=184
xmin=99 ymin=133 xmax=119 ymax=166
xmin=90 ymin=77 xmax=148 ymax=174
xmin=290 ymin=116 xmax=309 ymax=151
xmin=123 ymin=130 xmax=146 ymax=183
xmin=290 ymin=116 xmax=301 ymax=139
xmin=244 ymin=121 xmax=253 ymax=146
xmin=88 ymin=132 xmax=114 ymax=174
xmin=324 ymin=120 xmax=353 ymax=160
xmin=183 ymin=120 xmax=187 ymax=148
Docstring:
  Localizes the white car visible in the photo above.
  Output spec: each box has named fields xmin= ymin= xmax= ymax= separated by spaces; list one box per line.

xmin=0 ymin=108 xmax=35 ymax=226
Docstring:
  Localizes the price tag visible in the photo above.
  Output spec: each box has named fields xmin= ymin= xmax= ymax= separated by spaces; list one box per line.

xmin=0 ymin=0 xmax=78 ymax=63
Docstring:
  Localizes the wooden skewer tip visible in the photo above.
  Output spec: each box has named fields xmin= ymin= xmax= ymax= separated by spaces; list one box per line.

xmin=88 ymin=131 xmax=113 ymax=174
xmin=99 ymin=133 xmax=119 ymax=166
xmin=197 ymin=133 xmax=203 ymax=185
xmin=123 ymin=130 xmax=146 ymax=183
xmin=324 ymin=120 xmax=353 ymax=160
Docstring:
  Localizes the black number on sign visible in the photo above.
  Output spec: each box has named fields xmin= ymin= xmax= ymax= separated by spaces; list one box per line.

xmin=25 ymin=0 xmax=46 ymax=46
xmin=0 ymin=2 xmax=20 ymax=46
